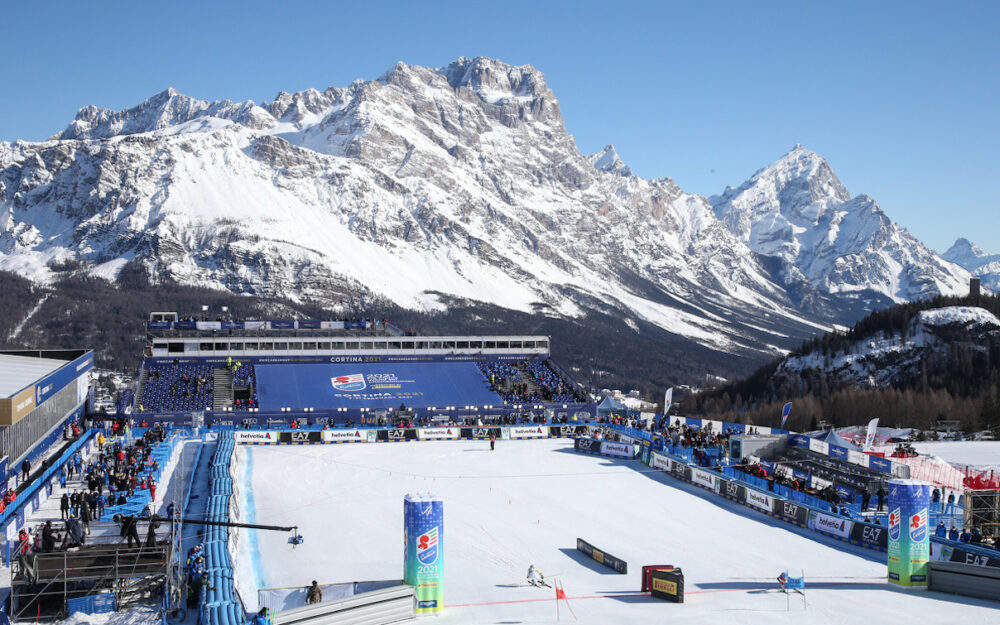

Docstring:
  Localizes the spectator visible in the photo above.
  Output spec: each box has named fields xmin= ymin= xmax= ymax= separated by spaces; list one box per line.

xmin=948 ymin=525 xmax=960 ymax=541
xmin=934 ymin=521 xmax=946 ymax=538
xmin=307 ymin=581 xmax=322 ymax=604
xmin=944 ymin=491 xmax=956 ymax=516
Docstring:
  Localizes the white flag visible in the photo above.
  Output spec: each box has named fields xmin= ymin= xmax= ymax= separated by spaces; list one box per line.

xmin=664 ymin=387 xmax=673 ymax=414
xmin=865 ymin=418 xmax=879 ymax=448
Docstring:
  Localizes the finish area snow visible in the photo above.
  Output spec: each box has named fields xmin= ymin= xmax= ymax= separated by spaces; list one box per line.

xmin=233 ymin=439 xmax=997 ymax=624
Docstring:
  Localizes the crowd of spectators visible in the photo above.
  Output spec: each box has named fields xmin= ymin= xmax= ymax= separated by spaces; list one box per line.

xmin=140 ymin=361 xmax=215 ymax=411
xmin=478 ymin=359 xmax=586 ymax=405
xmin=524 ymin=360 xmax=587 ymax=403
xmin=15 ymin=422 xmax=167 ymax=558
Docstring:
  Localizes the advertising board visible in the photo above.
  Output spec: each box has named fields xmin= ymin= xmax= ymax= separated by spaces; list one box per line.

xmin=279 ymin=431 xmax=322 ymax=443
xmin=576 ymin=538 xmax=627 ymax=574
xmin=322 ymin=429 xmax=367 ymax=443
xmin=508 ymin=426 xmax=549 ymax=438
xmin=235 ymin=431 xmax=279 ymax=444
xmin=548 ymin=425 xmax=590 ymax=437
xmin=809 ymin=511 xmax=853 ymax=538
xmin=690 ymin=467 xmax=720 ymax=492
xmin=417 ymin=428 xmax=459 ymax=440
xmin=775 ymin=500 xmax=809 ymax=525
xmin=378 ymin=428 xmax=418 ymax=442
xmin=719 ymin=478 xmax=746 ymax=504
xmin=745 ymin=488 xmax=773 ymax=512
xmin=460 ymin=427 xmax=502 ymax=439
xmin=849 ymin=521 xmax=888 ymax=550
xmin=599 ymin=441 xmax=633 ymax=458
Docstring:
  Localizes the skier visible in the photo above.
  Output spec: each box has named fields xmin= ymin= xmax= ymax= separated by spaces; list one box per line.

xmin=490 ymin=433 xmax=496 ymax=451
xmin=526 ymin=564 xmax=548 ymax=587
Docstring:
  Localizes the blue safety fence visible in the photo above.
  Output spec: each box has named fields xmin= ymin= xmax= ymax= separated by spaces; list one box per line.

xmin=198 ymin=431 xmax=245 ymax=625
xmin=67 ymin=592 xmax=117 ymax=615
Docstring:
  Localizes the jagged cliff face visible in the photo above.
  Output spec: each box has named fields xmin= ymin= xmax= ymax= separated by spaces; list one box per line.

xmin=0 ymin=57 xmax=973 ymax=363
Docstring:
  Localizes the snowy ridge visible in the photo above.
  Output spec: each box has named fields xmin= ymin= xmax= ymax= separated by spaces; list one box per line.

xmin=779 ymin=306 xmax=1000 ymax=387
xmin=711 ymin=145 xmax=971 ymax=303
xmin=943 ymin=238 xmax=1000 ymax=292
xmin=0 ymin=57 xmax=976 ymax=361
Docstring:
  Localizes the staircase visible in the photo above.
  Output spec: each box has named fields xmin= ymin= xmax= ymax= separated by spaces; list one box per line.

xmin=516 ymin=366 xmax=543 ymax=399
xmin=213 ymin=367 xmax=233 ymax=411
xmin=133 ymin=368 xmax=148 ymax=411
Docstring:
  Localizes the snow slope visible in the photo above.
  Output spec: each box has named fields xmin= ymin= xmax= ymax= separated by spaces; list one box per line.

xmin=911 ymin=441 xmax=1000 ymax=470
xmin=234 ymin=439 xmax=997 ymax=624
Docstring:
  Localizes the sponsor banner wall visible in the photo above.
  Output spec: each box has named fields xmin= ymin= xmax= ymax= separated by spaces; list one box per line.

xmin=719 ymin=478 xmax=746 ymax=504
xmin=548 ymin=425 xmax=590 ymax=437
xmin=322 ymin=429 xmax=367 ymax=443
xmin=745 ymin=488 xmax=773 ymax=512
xmin=599 ymin=441 xmax=633 ymax=458
xmin=948 ymin=546 xmax=1000 ymax=568
xmin=808 ymin=438 xmax=829 ymax=455
xmin=690 ymin=467 xmax=719 ymax=492
xmin=828 ymin=445 xmax=848 ymax=460
xmin=887 ymin=480 xmax=930 ymax=587
xmin=775 ymin=499 xmax=809 ymax=525
xmin=869 ymin=456 xmax=893 ymax=473
xmin=460 ymin=427 xmax=502 ymax=439
xmin=574 ymin=437 xmax=601 ymax=454
xmin=235 ymin=431 xmax=279 ymax=444
xmin=670 ymin=459 xmax=692 ymax=482
xmin=278 ymin=431 xmax=322 ymax=443
xmin=378 ymin=428 xmax=418 ymax=442
xmin=576 ymin=538 xmax=627 ymax=574
xmin=847 ymin=450 xmax=869 ymax=467
xmin=650 ymin=452 xmax=671 ymax=472
xmin=508 ymin=426 xmax=549 ymax=438
xmin=850 ymin=522 xmax=888 ymax=550
xmin=788 ymin=434 xmax=810 ymax=448
xmin=418 ymin=427 xmax=459 ymax=440
xmin=809 ymin=511 xmax=853 ymax=538
xmin=403 ymin=496 xmax=444 ymax=614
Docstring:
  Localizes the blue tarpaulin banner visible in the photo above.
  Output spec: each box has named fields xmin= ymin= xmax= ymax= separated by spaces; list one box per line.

xmin=255 ymin=362 xmax=503 ymax=410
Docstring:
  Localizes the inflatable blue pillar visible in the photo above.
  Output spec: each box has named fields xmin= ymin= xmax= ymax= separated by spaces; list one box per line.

xmin=404 ymin=494 xmax=444 ymax=613
xmin=887 ymin=479 xmax=930 ymax=587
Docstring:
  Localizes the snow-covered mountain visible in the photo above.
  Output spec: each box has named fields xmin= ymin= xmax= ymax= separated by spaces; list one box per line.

xmin=943 ymin=238 xmax=1000 ymax=292
xmin=778 ymin=306 xmax=1000 ymax=388
xmin=710 ymin=145 xmax=971 ymax=307
xmin=0 ymin=57 xmax=972 ymax=367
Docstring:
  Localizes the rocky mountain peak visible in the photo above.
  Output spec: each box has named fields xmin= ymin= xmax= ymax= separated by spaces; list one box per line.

xmin=588 ymin=144 xmax=633 ymax=177
xmin=436 ymin=57 xmax=554 ymax=103
xmin=943 ymin=239 xmax=1000 ymax=291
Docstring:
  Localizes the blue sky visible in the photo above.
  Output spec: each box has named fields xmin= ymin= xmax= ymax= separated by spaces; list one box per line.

xmin=1 ymin=1 xmax=996 ymax=253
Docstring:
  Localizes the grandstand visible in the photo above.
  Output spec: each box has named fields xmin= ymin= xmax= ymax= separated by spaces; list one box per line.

xmin=136 ymin=313 xmax=594 ymax=425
